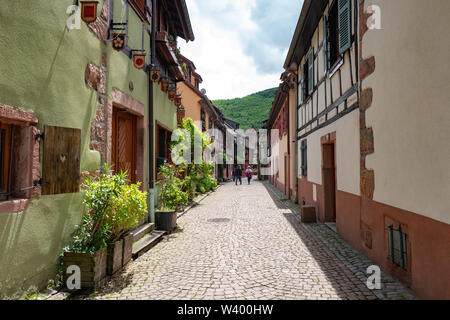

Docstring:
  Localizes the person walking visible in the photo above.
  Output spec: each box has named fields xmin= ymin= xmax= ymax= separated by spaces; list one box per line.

xmin=246 ymin=166 xmax=252 ymax=185
xmin=232 ymin=167 xmax=236 ymax=183
xmin=235 ymin=166 xmax=242 ymax=185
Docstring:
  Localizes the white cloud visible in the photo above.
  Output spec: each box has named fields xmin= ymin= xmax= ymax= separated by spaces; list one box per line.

xmin=179 ymin=0 xmax=302 ymax=100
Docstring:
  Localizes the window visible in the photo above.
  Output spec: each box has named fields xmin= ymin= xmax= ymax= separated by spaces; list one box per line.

xmin=301 ymin=140 xmax=307 ymax=176
xmin=326 ymin=0 xmax=352 ymax=71
xmin=128 ymin=0 xmax=149 ymax=22
xmin=156 ymin=124 xmax=172 ymax=172
xmin=300 ymin=48 xmax=314 ymax=103
xmin=328 ymin=0 xmax=340 ymax=68
xmin=201 ymin=110 xmax=206 ymax=132
xmin=0 ymin=106 xmax=40 ymax=209
xmin=0 ymin=123 xmax=12 ymax=201
xmin=387 ymin=225 xmax=408 ymax=270
xmin=307 ymin=49 xmax=314 ymax=95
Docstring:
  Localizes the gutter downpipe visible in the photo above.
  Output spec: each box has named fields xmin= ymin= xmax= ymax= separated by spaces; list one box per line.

xmin=294 ymin=71 xmax=299 ymax=204
xmin=148 ymin=0 xmax=156 ymax=223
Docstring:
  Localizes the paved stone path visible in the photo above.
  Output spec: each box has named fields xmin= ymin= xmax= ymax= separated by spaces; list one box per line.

xmin=76 ymin=179 xmax=415 ymax=300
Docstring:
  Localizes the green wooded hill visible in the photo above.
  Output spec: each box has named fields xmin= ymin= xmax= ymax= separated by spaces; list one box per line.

xmin=213 ymin=87 xmax=277 ymax=130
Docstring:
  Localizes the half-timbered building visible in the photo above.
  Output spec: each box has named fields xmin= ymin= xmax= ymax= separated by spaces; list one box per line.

xmin=283 ymin=0 xmax=450 ymax=299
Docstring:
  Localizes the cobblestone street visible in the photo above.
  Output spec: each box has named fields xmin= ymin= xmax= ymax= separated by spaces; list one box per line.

xmin=78 ymin=180 xmax=415 ymax=300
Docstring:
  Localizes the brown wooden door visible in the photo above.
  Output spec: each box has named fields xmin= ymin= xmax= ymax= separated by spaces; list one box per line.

xmin=322 ymin=143 xmax=336 ymax=222
xmin=112 ymin=108 xmax=137 ymax=184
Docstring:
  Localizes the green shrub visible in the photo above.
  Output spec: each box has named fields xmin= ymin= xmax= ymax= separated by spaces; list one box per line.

xmin=64 ymin=165 xmax=148 ymax=253
xmin=157 ymin=163 xmax=189 ymax=211
xmin=106 ymin=182 xmax=148 ymax=242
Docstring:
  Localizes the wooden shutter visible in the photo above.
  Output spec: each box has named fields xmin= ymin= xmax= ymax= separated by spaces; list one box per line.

xmin=338 ymin=0 xmax=351 ymax=54
xmin=323 ymin=16 xmax=329 ymax=74
xmin=308 ymin=49 xmax=314 ymax=95
xmin=42 ymin=126 xmax=81 ymax=195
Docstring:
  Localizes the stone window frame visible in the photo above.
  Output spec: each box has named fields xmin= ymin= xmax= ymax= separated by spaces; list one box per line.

xmin=0 ymin=105 xmax=40 ymax=213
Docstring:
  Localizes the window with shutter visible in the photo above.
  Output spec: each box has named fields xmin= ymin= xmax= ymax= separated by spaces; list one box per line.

xmin=301 ymin=140 xmax=307 ymax=176
xmin=308 ymin=49 xmax=314 ymax=95
xmin=338 ymin=0 xmax=351 ymax=54
xmin=328 ymin=1 xmax=340 ymax=68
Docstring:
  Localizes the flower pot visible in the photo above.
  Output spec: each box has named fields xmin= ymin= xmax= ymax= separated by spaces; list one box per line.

xmin=107 ymin=239 xmax=123 ymax=275
xmin=122 ymin=233 xmax=133 ymax=267
xmin=155 ymin=211 xmax=177 ymax=232
xmin=62 ymin=249 xmax=107 ymax=289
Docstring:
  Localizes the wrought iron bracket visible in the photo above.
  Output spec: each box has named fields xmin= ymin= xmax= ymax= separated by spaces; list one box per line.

xmin=35 ymin=133 xmax=44 ymax=141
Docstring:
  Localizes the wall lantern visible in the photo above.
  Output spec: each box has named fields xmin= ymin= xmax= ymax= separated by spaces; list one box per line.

xmin=174 ymin=95 xmax=182 ymax=107
xmin=112 ymin=33 xmax=126 ymax=51
xmin=133 ymin=52 xmax=146 ymax=69
xmin=161 ymin=79 xmax=169 ymax=92
xmin=80 ymin=1 xmax=99 ymax=23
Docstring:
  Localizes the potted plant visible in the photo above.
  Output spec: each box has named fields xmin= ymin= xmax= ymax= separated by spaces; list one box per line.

xmin=103 ymin=174 xmax=148 ymax=275
xmin=156 ymin=162 xmax=188 ymax=232
xmin=62 ymin=165 xmax=117 ymax=289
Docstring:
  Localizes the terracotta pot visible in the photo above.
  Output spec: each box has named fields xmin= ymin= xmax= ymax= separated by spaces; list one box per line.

xmin=106 ymin=239 xmax=124 ymax=275
xmin=155 ymin=211 xmax=177 ymax=232
xmin=63 ymin=249 xmax=107 ymax=289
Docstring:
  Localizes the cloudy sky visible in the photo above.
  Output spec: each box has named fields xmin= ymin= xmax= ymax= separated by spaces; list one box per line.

xmin=178 ymin=0 xmax=303 ymax=100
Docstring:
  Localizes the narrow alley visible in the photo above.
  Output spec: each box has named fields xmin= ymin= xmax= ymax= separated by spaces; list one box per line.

xmin=71 ymin=180 xmax=414 ymax=300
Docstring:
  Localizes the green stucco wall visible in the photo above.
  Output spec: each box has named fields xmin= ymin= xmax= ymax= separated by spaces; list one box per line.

xmin=0 ymin=0 xmax=155 ymax=298
xmin=0 ymin=0 xmax=106 ymax=297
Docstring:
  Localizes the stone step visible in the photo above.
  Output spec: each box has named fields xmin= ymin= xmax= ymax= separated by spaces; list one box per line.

xmin=130 ymin=223 xmax=155 ymax=242
xmin=132 ymin=230 xmax=166 ymax=259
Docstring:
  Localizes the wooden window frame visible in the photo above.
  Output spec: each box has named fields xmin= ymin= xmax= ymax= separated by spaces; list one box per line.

xmin=327 ymin=0 xmax=342 ymax=72
xmin=155 ymin=121 xmax=173 ymax=176
xmin=0 ymin=123 xmax=13 ymax=201
xmin=128 ymin=0 xmax=150 ymax=23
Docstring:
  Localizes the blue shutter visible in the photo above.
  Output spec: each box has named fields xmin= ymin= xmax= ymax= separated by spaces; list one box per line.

xmin=323 ymin=16 xmax=328 ymax=74
xmin=338 ymin=0 xmax=351 ymax=54
xmin=307 ymin=49 xmax=314 ymax=95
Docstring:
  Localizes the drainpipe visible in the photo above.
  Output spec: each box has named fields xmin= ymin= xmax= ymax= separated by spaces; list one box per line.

xmin=148 ymin=0 xmax=157 ymax=223
xmin=294 ymin=70 xmax=299 ymax=203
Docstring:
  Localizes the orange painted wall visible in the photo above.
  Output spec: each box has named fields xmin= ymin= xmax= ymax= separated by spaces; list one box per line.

xmin=178 ymin=81 xmax=209 ymax=129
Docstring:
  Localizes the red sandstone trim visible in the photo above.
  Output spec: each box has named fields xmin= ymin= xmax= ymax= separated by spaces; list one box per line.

xmin=0 ymin=199 xmax=30 ymax=213
xmin=0 ymin=105 xmax=38 ymax=125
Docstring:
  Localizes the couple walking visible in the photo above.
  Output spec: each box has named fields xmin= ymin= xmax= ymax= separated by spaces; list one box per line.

xmin=233 ymin=166 xmax=253 ymax=185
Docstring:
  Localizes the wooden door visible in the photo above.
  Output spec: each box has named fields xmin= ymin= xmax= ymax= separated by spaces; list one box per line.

xmin=112 ymin=108 xmax=137 ymax=184
xmin=322 ymin=143 xmax=336 ymax=222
